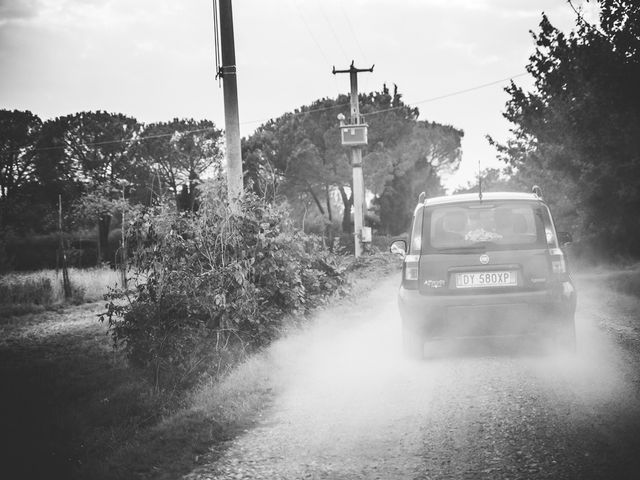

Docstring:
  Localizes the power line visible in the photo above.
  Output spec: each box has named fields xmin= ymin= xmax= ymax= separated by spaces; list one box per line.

xmin=240 ymin=103 xmax=345 ymax=126
xmin=366 ymin=73 xmax=529 ymax=117
xmin=212 ymin=0 xmax=222 ymax=86
xmin=338 ymin=2 xmax=368 ymax=63
xmin=242 ymin=72 xmax=529 ymax=124
xmin=289 ymin=0 xmax=331 ymax=66
xmin=314 ymin=0 xmax=350 ymax=63
xmin=338 ymin=2 xmax=370 ymax=93
xmin=566 ymin=0 xmax=605 ymax=37
xmin=14 ymin=72 xmax=528 ymax=153
xmin=15 ymin=127 xmax=216 ymax=154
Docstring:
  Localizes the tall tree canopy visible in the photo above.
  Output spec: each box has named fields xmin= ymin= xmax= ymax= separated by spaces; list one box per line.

xmin=496 ymin=0 xmax=640 ymax=255
xmin=134 ymin=119 xmax=223 ymax=210
xmin=243 ymin=85 xmax=463 ymax=235
xmin=0 ymin=108 xmax=226 ymax=268
xmin=0 ymin=110 xmax=43 ymax=232
xmin=34 ymin=112 xmax=148 ymax=261
xmin=0 ymin=110 xmax=41 ymax=201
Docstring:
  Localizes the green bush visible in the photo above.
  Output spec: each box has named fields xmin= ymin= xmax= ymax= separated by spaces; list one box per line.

xmin=102 ymin=189 xmax=347 ymax=388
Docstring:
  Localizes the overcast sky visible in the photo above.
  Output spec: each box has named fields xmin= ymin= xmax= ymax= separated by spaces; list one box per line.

xmin=0 ymin=0 xmax=594 ymax=190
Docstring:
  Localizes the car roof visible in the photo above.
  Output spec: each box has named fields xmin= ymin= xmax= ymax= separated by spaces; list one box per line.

xmin=422 ymin=192 xmax=543 ymax=207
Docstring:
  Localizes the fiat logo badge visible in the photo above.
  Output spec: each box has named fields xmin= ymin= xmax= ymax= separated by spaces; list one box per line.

xmin=479 ymin=254 xmax=490 ymax=264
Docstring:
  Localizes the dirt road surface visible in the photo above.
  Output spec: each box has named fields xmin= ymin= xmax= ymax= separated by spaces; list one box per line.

xmin=184 ymin=272 xmax=640 ymax=480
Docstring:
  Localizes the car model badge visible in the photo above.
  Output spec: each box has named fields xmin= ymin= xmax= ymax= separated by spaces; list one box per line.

xmin=479 ymin=254 xmax=490 ymax=264
xmin=424 ymin=279 xmax=446 ymax=288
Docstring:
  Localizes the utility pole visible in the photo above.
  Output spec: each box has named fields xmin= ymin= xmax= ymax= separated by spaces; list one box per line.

xmin=118 ymin=179 xmax=129 ymax=290
xmin=217 ymin=0 xmax=243 ymax=203
xmin=58 ymin=195 xmax=72 ymax=299
xmin=333 ymin=61 xmax=374 ymax=257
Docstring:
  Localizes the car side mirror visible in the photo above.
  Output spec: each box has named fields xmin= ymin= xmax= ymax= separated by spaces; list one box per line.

xmin=557 ymin=231 xmax=573 ymax=246
xmin=390 ymin=239 xmax=407 ymax=256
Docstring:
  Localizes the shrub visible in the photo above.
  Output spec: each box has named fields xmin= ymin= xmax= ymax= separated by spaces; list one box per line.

xmin=102 ymin=187 xmax=347 ymax=389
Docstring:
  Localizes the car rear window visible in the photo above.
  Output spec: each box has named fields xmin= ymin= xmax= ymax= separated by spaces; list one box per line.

xmin=421 ymin=201 xmax=549 ymax=252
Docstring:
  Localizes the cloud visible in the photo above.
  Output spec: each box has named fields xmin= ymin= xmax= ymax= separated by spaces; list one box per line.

xmin=439 ymin=40 xmax=502 ymax=66
xmin=0 ymin=0 xmax=39 ymax=24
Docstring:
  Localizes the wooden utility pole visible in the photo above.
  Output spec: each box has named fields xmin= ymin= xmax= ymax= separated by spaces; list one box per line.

xmin=58 ymin=195 xmax=72 ymax=299
xmin=218 ymin=0 xmax=243 ymax=203
xmin=333 ymin=61 xmax=374 ymax=257
xmin=118 ymin=180 xmax=129 ymax=290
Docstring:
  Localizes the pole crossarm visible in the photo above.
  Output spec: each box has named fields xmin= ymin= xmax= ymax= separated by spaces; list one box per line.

xmin=332 ymin=60 xmax=375 ymax=75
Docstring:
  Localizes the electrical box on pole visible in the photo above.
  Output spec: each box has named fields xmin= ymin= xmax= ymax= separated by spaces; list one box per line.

xmin=340 ymin=121 xmax=368 ymax=146
xmin=333 ymin=61 xmax=374 ymax=258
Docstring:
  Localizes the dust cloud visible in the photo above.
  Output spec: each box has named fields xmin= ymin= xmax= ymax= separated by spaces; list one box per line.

xmin=186 ymin=272 xmax=640 ymax=479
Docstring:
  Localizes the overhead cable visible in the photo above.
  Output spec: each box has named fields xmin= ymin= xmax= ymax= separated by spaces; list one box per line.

xmin=16 ymin=73 xmax=528 ymax=153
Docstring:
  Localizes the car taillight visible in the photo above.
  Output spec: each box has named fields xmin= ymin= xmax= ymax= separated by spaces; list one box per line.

xmin=403 ymin=255 xmax=419 ymax=289
xmin=549 ymin=248 xmax=567 ymax=276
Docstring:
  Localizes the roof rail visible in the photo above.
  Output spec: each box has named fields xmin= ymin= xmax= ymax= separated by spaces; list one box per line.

xmin=418 ymin=191 xmax=426 ymax=203
xmin=532 ymin=185 xmax=543 ymax=199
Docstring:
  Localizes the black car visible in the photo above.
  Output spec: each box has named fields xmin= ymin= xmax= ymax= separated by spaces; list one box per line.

xmin=390 ymin=189 xmax=577 ymax=358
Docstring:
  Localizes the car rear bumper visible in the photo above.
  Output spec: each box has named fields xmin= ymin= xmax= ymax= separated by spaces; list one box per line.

xmin=398 ymin=280 xmax=576 ymax=338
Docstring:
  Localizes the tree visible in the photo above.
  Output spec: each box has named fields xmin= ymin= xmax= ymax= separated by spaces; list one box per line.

xmin=496 ymin=0 xmax=640 ymax=255
xmin=454 ymin=168 xmax=520 ymax=194
xmin=0 ymin=110 xmax=41 ymax=201
xmin=0 ymin=110 xmax=43 ymax=233
xmin=372 ymin=120 xmax=463 ymax=235
xmin=135 ymin=119 xmax=223 ymax=210
xmin=243 ymin=97 xmax=351 ymax=230
xmin=243 ymin=85 xmax=463 ymax=235
xmin=32 ymin=111 xmax=145 ymax=261
xmin=48 ymin=111 xmax=142 ymax=183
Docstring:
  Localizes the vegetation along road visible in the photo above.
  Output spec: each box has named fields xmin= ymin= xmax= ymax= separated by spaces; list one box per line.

xmin=183 ymin=269 xmax=640 ymax=480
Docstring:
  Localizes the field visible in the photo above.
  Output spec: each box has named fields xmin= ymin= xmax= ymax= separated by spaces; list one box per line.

xmin=0 ymin=267 xmax=125 ymax=316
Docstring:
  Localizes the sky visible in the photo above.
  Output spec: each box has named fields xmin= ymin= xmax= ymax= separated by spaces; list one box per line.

xmin=0 ymin=0 xmax=596 ymax=191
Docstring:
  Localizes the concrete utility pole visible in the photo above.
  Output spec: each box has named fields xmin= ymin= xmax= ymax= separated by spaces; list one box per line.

xmin=333 ymin=61 xmax=374 ymax=257
xmin=218 ymin=0 xmax=243 ymax=203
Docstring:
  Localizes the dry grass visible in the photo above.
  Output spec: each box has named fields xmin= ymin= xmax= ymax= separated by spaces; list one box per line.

xmin=0 ymin=267 xmax=125 ymax=316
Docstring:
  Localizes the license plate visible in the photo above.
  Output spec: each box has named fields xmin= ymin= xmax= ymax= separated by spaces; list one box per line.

xmin=455 ymin=271 xmax=517 ymax=288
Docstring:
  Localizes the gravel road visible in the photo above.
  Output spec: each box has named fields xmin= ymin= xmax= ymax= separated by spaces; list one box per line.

xmin=184 ymin=272 xmax=640 ymax=480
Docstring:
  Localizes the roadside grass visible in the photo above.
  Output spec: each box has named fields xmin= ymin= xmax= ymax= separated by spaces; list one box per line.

xmin=0 ymin=267 xmax=124 ymax=317
xmin=86 ymin=354 xmax=279 ymax=480
xmin=1 ymin=253 xmax=401 ymax=480
xmin=0 ymin=307 xmax=171 ymax=480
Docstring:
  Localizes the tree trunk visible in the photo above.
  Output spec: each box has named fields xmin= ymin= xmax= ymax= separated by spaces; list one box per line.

xmin=325 ymin=184 xmax=333 ymax=222
xmin=307 ymin=185 xmax=325 ymax=216
xmin=98 ymin=214 xmax=111 ymax=265
xmin=338 ymin=186 xmax=353 ymax=233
